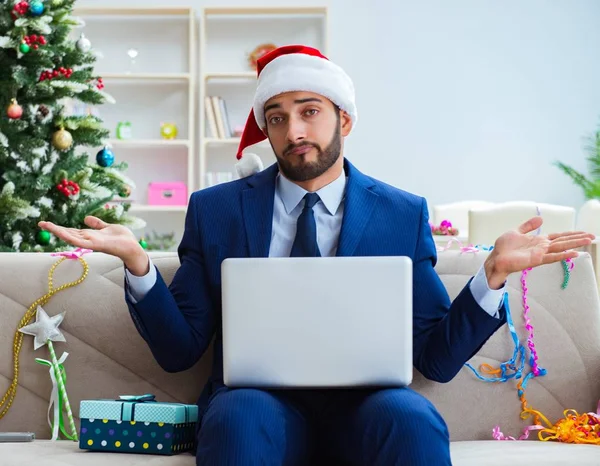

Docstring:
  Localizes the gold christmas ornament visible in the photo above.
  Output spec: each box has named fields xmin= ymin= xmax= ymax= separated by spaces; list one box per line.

xmin=248 ymin=43 xmax=277 ymax=70
xmin=160 ymin=122 xmax=178 ymax=140
xmin=52 ymin=128 xmax=73 ymax=151
xmin=118 ymin=185 xmax=132 ymax=198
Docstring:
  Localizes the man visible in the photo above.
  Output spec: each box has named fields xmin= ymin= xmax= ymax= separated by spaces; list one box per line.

xmin=39 ymin=45 xmax=594 ymax=465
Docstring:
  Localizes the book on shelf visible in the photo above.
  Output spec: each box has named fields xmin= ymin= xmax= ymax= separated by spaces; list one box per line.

xmin=205 ymin=95 xmax=233 ymax=139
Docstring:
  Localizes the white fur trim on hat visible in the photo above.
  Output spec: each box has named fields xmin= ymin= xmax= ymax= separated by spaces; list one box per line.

xmin=235 ymin=152 xmax=264 ymax=178
xmin=253 ymin=53 xmax=357 ymax=129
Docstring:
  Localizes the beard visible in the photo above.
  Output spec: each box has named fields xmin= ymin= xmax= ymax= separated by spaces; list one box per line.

xmin=272 ymin=123 xmax=342 ymax=182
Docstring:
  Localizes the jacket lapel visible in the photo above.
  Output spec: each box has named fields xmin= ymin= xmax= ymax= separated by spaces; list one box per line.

xmin=337 ymin=159 xmax=379 ymax=256
xmin=241 ymin=163 xmax=278 ymax=257
xmin=241 ymin=159 xmax=379 ymax=258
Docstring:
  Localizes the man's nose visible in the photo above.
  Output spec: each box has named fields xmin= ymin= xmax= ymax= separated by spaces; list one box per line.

xmin=286 ymin=117 xmax=307 ymax=144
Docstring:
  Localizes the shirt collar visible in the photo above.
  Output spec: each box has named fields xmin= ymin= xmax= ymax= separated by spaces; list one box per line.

xmin=277 ymin=169 xmax=346 ymax=215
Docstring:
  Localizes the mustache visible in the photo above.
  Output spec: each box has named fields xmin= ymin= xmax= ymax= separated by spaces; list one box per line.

xmin=284 ymin=141 xmax=321 ymax=156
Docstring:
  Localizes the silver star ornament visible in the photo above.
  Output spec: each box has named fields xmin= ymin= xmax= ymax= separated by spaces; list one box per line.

xmin=19 ymin=306 xmax=67 ymax=350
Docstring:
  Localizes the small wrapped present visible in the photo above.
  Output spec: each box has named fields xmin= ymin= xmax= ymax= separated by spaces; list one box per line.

xmin=79 ymin=394 xmax=198 ymax=455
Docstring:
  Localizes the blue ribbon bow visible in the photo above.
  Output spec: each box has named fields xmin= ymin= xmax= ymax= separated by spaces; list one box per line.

xmin=119 ymin=394 xmax=156 ymax=402
xmin=117 ymin=394 xmax=156 ymax=421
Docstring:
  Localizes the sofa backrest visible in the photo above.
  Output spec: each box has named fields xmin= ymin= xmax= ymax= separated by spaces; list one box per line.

xmin=468 ymin=202 xmax=576 ymax=246
xmin=0 ymin=250 xmax=599 ymax=442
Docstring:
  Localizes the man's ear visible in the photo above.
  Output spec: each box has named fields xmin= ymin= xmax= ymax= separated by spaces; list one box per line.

xmin=340 ymin=110 xmax=352 ymax=137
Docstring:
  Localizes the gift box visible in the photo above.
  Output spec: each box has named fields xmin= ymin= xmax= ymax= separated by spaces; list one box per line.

xmin=148 ymin=182 xmax=187 ymax=206
xmin=79 ymin=394 xmax=197 ymax=455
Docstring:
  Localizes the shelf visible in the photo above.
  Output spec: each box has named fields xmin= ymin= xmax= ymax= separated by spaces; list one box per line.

xmin=204 ymin=72 xmax=256 ymax=81
xmin=204 ymin=7 xmax=327 ymax=16
xmin=204 ymin=138 xmax=269 ymax=147
xmin=74 ymin=7 xmax=193 ymax=16
xmin=129 ymin=204 xmax=187 ymax=213
xmin=107 ymin=139 xmax=191 ymax=148
xmin=100 ymin=73 xmax=191 ymax=81
xmin=205 ymin=138 xmax=241 ymax=144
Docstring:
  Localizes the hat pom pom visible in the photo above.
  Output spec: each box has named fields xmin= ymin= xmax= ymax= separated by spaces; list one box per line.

xmin=235 ymin=152 xmax=264 ymax=178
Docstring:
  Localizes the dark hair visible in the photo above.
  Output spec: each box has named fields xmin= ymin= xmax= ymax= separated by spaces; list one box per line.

xmin=333 ymin=102 xmax=341 ymax=124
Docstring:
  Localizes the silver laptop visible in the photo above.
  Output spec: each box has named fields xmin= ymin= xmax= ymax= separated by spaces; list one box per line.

xmin=221 ymin=256 xmax=413 ymax=388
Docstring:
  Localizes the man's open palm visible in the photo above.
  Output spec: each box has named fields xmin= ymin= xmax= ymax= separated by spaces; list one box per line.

xmin=490 ymin=216 xmax=595 ymax=276
xmin=38 ymin=216 xmax=139 ymax=260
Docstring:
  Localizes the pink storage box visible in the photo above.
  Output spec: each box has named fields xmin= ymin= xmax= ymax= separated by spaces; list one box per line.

xmin=148 ymin=182 xmax=187 ymax=206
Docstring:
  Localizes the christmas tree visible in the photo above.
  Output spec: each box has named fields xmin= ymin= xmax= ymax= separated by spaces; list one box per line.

xmin=0 ymin=0 xmax=144 ymax=252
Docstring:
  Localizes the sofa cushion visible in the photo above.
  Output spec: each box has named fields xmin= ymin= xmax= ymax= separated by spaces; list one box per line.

xmin=450 ymin=440 xmax=600 ymax=465
xmin=413 ymin=250 xmax=600 ymax=441
xmin=2 ymin=439 xmax=599 ymax=465
xmin=0 ymin=440 xmax=195 ymax=465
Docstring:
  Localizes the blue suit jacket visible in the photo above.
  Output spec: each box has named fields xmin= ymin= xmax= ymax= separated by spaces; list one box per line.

xmin=125 ymin=158 xmax=506 ymax=413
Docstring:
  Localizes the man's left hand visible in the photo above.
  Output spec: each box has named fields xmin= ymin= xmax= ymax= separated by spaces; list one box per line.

xmin=484 ymin=216 xmax=595 ymax=289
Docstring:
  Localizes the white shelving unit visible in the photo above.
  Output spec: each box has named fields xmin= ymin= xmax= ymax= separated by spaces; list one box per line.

xmin=198 ymin=7 xmax=329 ymax=189
xmin=67 ymin=6 xmax=328 ymax=248
xmin=72 ymin=6 xmax=196 ymax=246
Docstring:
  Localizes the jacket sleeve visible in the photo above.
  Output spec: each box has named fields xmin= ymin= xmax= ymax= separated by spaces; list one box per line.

xmin=412 ymin=197 xmax=507 ymax=383
xmin=124 ymin=192 xmax=216 ymax=373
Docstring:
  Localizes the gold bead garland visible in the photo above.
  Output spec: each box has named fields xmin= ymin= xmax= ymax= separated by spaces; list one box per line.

xmin=0 ymin=256 xmax=89 ymax=420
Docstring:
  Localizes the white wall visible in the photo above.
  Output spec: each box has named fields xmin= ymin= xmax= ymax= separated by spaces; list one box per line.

xmin=77 ymin=0 xmax=600 ymax=211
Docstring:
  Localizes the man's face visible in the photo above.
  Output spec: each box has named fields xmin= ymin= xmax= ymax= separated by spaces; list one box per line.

xmin=263 ymin=91 xmax=344 ymax=182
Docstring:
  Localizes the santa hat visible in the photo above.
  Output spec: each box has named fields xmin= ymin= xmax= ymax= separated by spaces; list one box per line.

xmin=235 ymin=44 xmax=357 ymax=178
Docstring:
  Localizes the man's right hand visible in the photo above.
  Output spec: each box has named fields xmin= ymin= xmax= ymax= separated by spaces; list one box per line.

xmin=38 ymin=216 xmax=150 ymax=276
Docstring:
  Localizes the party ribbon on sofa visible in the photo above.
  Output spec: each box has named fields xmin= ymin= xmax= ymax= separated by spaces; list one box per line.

xmin=435 ymin=237 xmax=494 ymax=254
xmin=435 ymin=228 xmax=579 ymax=442
xmin=35 ymin=353 xmax=76 ymax=441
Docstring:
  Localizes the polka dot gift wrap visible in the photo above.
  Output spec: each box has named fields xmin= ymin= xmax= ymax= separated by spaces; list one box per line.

xmin=78 ymin=394 xmax=198 ymax=456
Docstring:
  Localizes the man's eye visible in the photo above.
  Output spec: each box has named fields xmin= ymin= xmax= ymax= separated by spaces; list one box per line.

xmin=305 ymin=109 xmax=318 ymax=116
xmin=269 ymin=116 xmax=282 ymax=125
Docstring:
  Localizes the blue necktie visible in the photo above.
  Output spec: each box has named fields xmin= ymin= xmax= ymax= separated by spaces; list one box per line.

xmin=290 ymin=192 xmax=321 ymax=257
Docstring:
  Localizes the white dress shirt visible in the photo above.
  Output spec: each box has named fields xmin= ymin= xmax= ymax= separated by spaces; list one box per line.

xmin=126 ymin=170 xmax=504 ymax=317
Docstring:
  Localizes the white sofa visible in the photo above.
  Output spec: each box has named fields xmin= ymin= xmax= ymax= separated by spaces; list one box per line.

xmin=1 ymin=251 xmax=600 ymax=465
xmin=468 ymin=201 xmax=576 ymax=246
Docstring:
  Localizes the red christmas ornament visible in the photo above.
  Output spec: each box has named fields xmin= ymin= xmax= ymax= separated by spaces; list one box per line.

xmin=56 ymin=179 xmax=80 ymax=197
xmin=12 ymin=1 xmax=29 ymax=19
xmin=7 ymin=99 xmax=23 ymax=119
xmin=23 ymin=34 xmax=46 ymax=49
xmin=39 ymin=67 xmax=72 ymax=82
